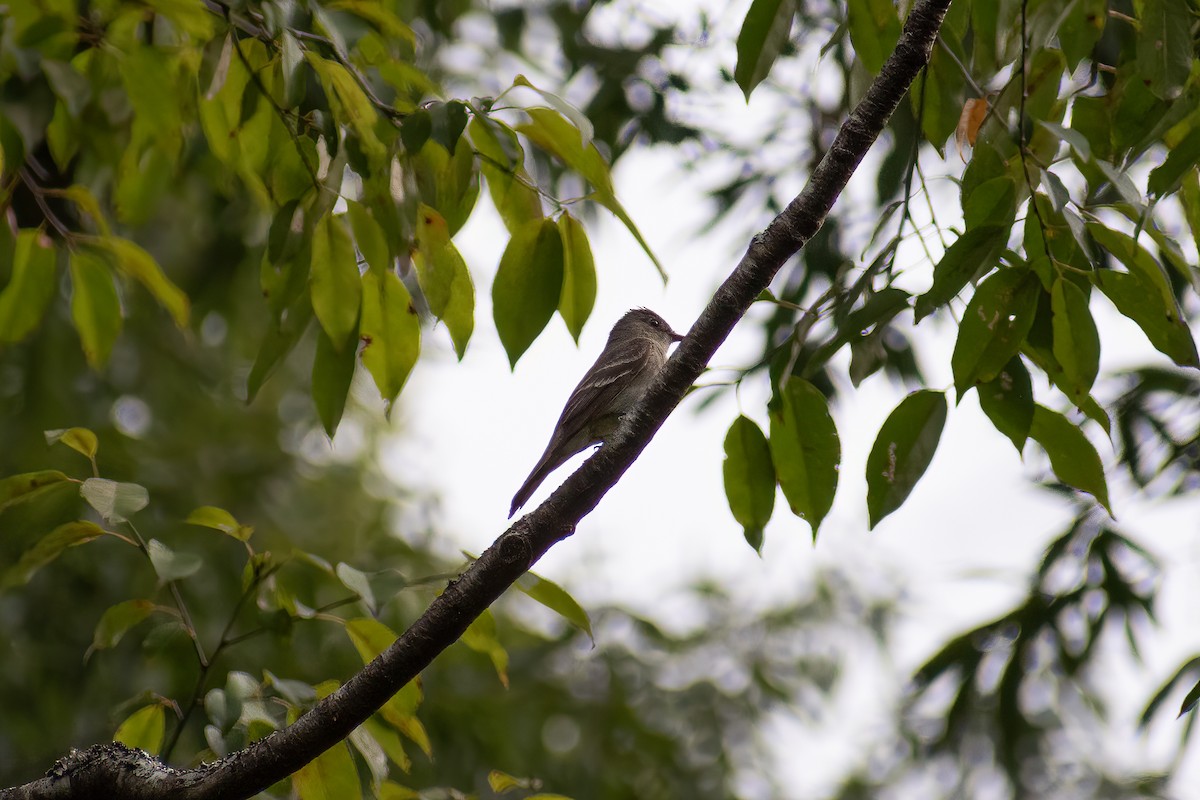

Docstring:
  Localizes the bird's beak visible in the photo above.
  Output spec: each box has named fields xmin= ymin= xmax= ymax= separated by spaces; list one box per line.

xmin=671 ymin=331 xmax=685 ymax=343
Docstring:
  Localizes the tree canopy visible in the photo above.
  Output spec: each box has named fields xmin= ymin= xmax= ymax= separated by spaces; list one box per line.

xmin=1 ymin=0 xmax=1199 ymax=798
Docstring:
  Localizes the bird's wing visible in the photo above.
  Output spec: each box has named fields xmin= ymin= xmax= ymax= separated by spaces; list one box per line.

xmin=552 ymin=341 xmax=655 ymax=447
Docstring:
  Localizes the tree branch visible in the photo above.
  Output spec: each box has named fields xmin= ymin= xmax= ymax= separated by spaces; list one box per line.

xmin=0 ymin=0 xmax=950 ymax=797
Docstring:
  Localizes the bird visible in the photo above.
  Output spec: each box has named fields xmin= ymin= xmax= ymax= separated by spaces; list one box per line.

xmin=509 ymin=308 xmax=684 ymax=517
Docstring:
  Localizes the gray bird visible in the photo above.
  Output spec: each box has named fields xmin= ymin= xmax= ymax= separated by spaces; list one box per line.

xmin=509 ymin=308 xmax=684 ymax=517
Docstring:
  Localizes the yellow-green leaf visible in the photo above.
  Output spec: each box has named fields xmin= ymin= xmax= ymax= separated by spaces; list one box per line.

xmin=359 ymin=271 xmax=420 ymax=406
xmin=461 ymin=608 xmax=509 ymax=687
xmin=305 ymin=53 xmax=386 ymax=163
xmin=91 ymin=237 xmax=189 ymax=328
xmin=186 ymin=506 xmax=254 ymax=541
xmin=89 ymin=599 xmax=157 ymax=654
xmin=414 ymin=205 xmax=475 ymax=358
xmin=68 ymin=249 xmax=122 ymax=370
xmin=515 ymin=571 xmax=593 ymax=642
xmin=44 ymin=427 xmax=98 ymax=460
xmin=114 ymin=704 xmax=165 ymax=755
xmin=293 ymin=742 xmax=363 ymax=800
xmin=310 ymin=215 xmax=363 ymax=350
xmin=0 ymin=231 xmax=57 ymax=344
xmin=2 ymin=521 xmax=105 ymax=589
xmin=0 ymin=470 xmax=72 ymax=513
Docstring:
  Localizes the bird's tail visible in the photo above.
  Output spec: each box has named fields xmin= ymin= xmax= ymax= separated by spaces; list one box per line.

xmin=509 ymin=449 xmax=559 ymax=518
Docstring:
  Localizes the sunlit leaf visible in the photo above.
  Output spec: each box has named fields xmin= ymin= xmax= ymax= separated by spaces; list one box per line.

xmin=185 ymin=506 xmax=254 ymax=541
xmin=410 ymin=139 xmax=480 ymax=236
xmin=293 ymin=742 xmax=363 ymax=800
xmin=513 ymin=75 xmax=594 ymax=147
xmin=305 ymin=53 xmax=386 ymax=163
xmin=866 ymin=390 xmax=948 ymax=529
xmin=113 ymin=705 xmax=165 ymax=756
xmin=44 ymin=427 xmax=98 ymax=460
xmin=468 ymin=114 xmax=542 ymax=234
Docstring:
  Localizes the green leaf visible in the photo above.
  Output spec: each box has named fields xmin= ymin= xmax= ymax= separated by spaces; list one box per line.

xmin=248 ymin=291 xmax=314 ymax=402
xmin=950 ymin=268 xmax=1040 ymax=396
xmin=910 ymin=42 xmax=962 ymax=151
xmin=91 ymin=237 xmax=189 ymax=328
xmin=335 ymin=562 xmax=377 ymax=612
xmin=185 ymin=506 xmax=254 ymax=541
xmin=517 ymin=108 xmax=664 ymax=280
xmin=1050 ymin=278 xmax=1100 ymax=402
xmin=147 ymin=539 xmax=203 ymax=582
xmin=846 ymin=0 xmax=901 ymax=74
xmin=114 ymin=705 xmax=165 ymax=756
xmin=427 ymin=100 xmax=470 ymax=154
xmin=0 ymin=470 xmax=72 ymax=513
xmin=45 ymin=427 xmax=98 ymax=460
xmin=313 ymin=324 xmax=358 ymax=437
xmin=410 ymin=139 xmax=480 ymax=236
xmin=1088 ymin=223 xmax=1198 ymax=367
xmin=345 ymin=200 xmax=391 ymax=277
xmin=978 ymin=356 xmax=1033 ymax=453
xmin=962 ymin=176 xmax=1017 ymax=231
xmin=1059 ymin=0 xmax=1106 ymax=70
xmin=81 ymin=478 xmax=148 ymax=523
xmin=310 ymin=215 xmax=363 ymax=350
xmin=734 ymin=0 xmax=797 ymax=99
xmin=345 ymin=617 xmax=398 ymax=663
xmin=414 ymin=205 xmax=475 ymax=358
xmin=280 ymin=30 xmax=306 ymax=107
xmin=768 ymin=378 xmax=840 ymax=539
xmin=513 ymin=75 xmax=594 ymax=147
xmin=514 ymin=571 xmax=593 ymax=642
xmin=1137 ymin=0 xmax=1191 ymax=99
xmin=305 ymin=53 xmax=386 ymax=163
xmin=1029 ymin=405 xmax=1111 ymax=512
xmin=364 ymin=720 xmax=411 ymax=774
xmin=68 ymin=249 xmax=122 ymax=370
xmin=89 ymin=599 xmax=157 ymax=654
xmin=722 ymin=416 xmax=776 ymax=552
xmin=1149 ymin=126 xmax=1200 ymax=199
xmin=866 ymin=390 xmax=948 ymax=529
xmin=0 ymin=231 xmax=57 ymax=344
xmin=556 ymin=212 xmax=597 ymax=344
xmin=461 ymin=608 xmax=509 ymax=687
xmin=359 ymin=271 xmax=421 ymax=406
xmin=492 ymin=218 xmax=564 ymax=368
xmin=294 ymin=742 xmax=363 ymax=800
xmin=2 ymin=521 xmax=105 ymax=589
xmin=468 ymin=114 xmax=542 ymax=234
xmin=914 ymin=226 xmax=1008 ymax=321
xmin=345 ymin=617 xmax=427 ymax=747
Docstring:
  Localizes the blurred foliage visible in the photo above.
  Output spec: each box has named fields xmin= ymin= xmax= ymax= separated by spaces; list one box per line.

xmin=2 ymin=0 xmax=1200 ymax=798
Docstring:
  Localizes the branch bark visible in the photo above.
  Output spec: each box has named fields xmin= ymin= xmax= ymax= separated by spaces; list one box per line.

xmin=1 ymin=1 xmax=951 ymax=797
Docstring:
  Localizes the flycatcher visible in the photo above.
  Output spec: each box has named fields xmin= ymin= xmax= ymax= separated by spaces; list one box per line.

xmin=509 ymin=308 xmax=684 ymax=517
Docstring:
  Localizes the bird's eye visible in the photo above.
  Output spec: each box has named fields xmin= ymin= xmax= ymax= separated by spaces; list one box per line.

xmin=650 ymin=318 xmax=659 ymax=326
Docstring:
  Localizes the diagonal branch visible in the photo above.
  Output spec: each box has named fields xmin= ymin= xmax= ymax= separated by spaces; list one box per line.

xmin=0 ymin=0 xmax=951 ymax=797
